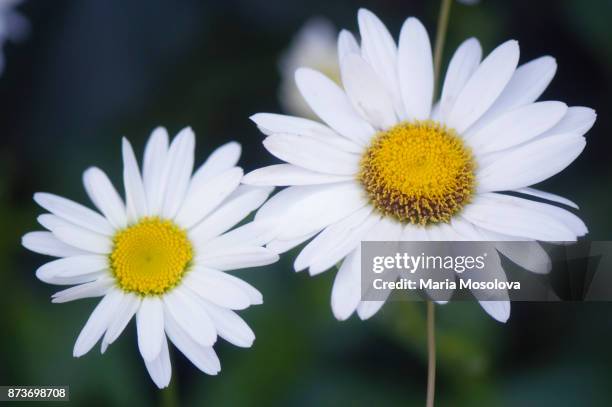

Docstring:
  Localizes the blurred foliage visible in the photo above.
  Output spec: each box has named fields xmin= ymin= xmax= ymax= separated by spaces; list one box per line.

xmin=0 ymin=0 xmax=611 ymax=406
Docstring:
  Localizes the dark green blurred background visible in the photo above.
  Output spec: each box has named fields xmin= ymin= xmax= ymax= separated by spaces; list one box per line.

xmin=1 ymin=0 xmax=611 ymax=405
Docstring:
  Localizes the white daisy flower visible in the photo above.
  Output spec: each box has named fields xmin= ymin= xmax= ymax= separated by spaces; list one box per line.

xmin=245 ymin=9 xmax=596 ymax=323
xmin=22 ymin=127 xmax=278 ymax=388
xmin=279 ymin=17 xmax=339 ymax=119
xmin=0 ymin=0 xmax=28 ymax=75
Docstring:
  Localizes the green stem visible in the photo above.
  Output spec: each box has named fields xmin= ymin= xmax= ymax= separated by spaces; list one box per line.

xmin=425 ymin=301 xmax=436 ymax=407
xmin=433 ymin=0 xmax=453 ymax=97
xmin=426 ymin=3 xmax=452 ymax=406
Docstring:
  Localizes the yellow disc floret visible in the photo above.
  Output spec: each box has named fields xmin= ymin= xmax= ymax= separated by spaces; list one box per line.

xmin=110 ymin=217 xmax=193 ymax=295
xmin=359 ymin=120 xmax=476 ymax=225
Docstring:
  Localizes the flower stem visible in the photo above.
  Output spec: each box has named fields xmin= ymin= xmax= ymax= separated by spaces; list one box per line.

xmin=426 ymin=3 xmax=452 ymax=406
xmin=426 ymin=301 xmax=436 ymax=407
xmin=433 ymin=0 xmax=453 ymax=97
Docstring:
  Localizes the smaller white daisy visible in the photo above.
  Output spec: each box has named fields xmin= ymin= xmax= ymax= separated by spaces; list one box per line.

xmin=279 ymin=17 xmax=339 ymax=119
xmin=22 ymin=127 xmax=278 ymax=388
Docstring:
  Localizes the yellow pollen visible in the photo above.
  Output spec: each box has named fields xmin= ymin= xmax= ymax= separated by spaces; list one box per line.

xmin=110 ymin=217 xmax=193 ymax=295
xmin=358 ymin=120 xmax=476 ymax=225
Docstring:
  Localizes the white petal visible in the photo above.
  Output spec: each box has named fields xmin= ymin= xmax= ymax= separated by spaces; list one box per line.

xmin=37 ymin=214 xmax=77 ymax=233
xmin=188 ymin=186 xmax=273 ymax=244
xmin=356 ymin=222 xmax=397 ymax=319
xmin=274 ymin=182 xmax=368 ymax=240
xmin=197 ymin=246 xmax=279 ymax=271
xmin=514 ymin=187 xmax=578 ymax=209
xmin=199 ymin=300 xmax=255 ymax=348
xmin=449 ymin=218 xmax=485 ymax=240
xmin=102 ymin=293 xmax=140 ymax=351
xmin=83 ymin=167 xmax=127 ymax=229
xmin=338 ymin=29 xmax=360 ymax=61
xmin=164 ymin=311 xmax=220 ymax=375
xmin=331 ymin=248 xmax=362 ymax=321
xmin=144 ymin=335 xmax=171 ymax=389
xmin=446 ymin=40 xmax=519 ymax=133
xmin=475 ymin=226 xmax=527 ymax=241
xmin=255 ymin=185 xmax=321 ymax=220
xmin=190 ymin=267 xmax=262 ymax=305
xmin=35 ymin=255 xmax=108 ymax=283
xmin=34 ymin=192 xmax=114 ymax=235
xmin=189 ymin=141 xmax=242 ymax=187
xmin=483 ymin=56 xmax=557 ymax=119
xmin=398 ymin=17 xmax=433 ymax=120
xmin=467 ymin=101 xmax=567 ymax=155
xmin=456 ymin=250 xmax=510 ymax=321
xmin=299 ymin=209 xmax=379 ymax=275
xmin=340 ymin=52 xmax=397 ymax=129
xmin=477 ymin=134 xmax=586 ymax=192
xmin=40 ymin=271 xmax=107 ymax=287
xmin=461 ymin=194 xmax=576 ymax=241
xmin=161 ymin=127 xmax=196 ymax=219
xmin=357 ymin=8 xmax=403 ymax=117
xmin=175 ymin=167 xmax=243 ymax=229
xmin=295 ymin=67 xmax=375 ymax=145
xmin=22 ymin=231 xmax=88 ymax=257
xmin=243 ymin=164 xmax=352 ymax=186
xmin=122 ymin=138 xmax=148 ymax=222
xmin=73 ymin=289 xmax=124 ymax=357
xmin=266 ymin=232 xmax=317 ymax=254
xmin=366 ymin=212 xmax=405 ymax=240
xmin=262 ymin=134 xmax=360 ymax=175
xmin=307 ymin=213 xmax=378 ymax=276
xmin=250 ymin=113 xmax=362 ymax=154
xmin=427 ymin=222 xmax=465 ymax=241
xmin=52 ymin=225 xmax=112 ymax=254
xmin=438 ymin=38 xmax=482 ymax=122
xmin=137 ymin=297 xmax=165 ymax=361
xmin=357 ymin=298 xmax=387 ymax=320
xmin=294 ymin=206 xmax=373 ymax=272
xmin=142 ymin=127 xmax=169 ymax=216
xmin=37 ymin=217 xmax=112 ymax=257
xmin=485 ymin=193 xmax=586 ymax=236
xmin=401 ymin=224 xmax=430 ymax=241
xmin=51 ymin=276 xmax=114 ymax=303
xmin=536 ymin=106 xmax=596 ymax=139
xmin=199 ymin=219 xmax=278 ymax=253
xmin=497 ymin=242 xmax=551 ymax=274
xmin=479 ymin=301 xmax=510 ymax=323
xmin=184 ymin=272 xmax=251 ymax=310
xmin=163 ymin=288 xmax=217 ymax=346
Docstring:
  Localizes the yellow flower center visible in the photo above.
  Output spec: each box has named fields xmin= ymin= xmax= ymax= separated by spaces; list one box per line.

xmin=358 ymin=120 xmax=476 ymax=225
xmin=110 ymin=217 xmax=193 ymax=295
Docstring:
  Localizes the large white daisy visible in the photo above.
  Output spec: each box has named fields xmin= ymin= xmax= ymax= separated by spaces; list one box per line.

xmin=22 ymin=127 xmax=278 ymax=388
xmin=244 ymin=9 xmax=596 ymax=322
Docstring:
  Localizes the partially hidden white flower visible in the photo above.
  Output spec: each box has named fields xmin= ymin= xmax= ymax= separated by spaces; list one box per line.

xmin=22 ymin=128 xmax=278 ymax=388
xmin=245 ymin=9 xmax=596 ymax=323
xmin=279 ymin=17 xmax=339 ymax=119
xmin=0 ymin=0 xmax=29 ymax=75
